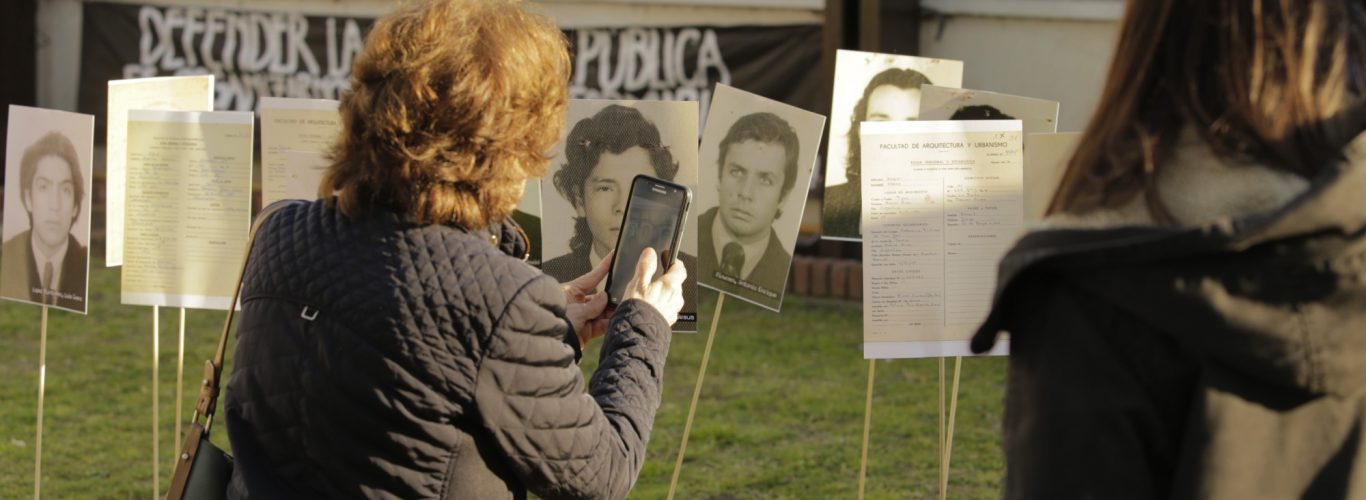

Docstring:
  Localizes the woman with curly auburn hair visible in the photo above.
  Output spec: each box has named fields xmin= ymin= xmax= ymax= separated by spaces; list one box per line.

xmin=223 ymin=1 xmax=686 ymax=498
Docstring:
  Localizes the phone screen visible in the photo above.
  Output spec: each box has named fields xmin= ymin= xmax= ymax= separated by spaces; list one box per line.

xmin=607 ymin=176 xmax=691 ymax=305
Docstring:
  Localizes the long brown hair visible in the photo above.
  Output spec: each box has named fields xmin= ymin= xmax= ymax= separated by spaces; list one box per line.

xmin=845 ymin=68 xmax=932 ymax=187
xmin=1049 ymin=0 xmax=1366 ymax=222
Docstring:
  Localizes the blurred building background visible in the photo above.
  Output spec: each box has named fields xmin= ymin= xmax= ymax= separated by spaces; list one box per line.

xmin=4 ymin=0 xmax=1124 ymax=297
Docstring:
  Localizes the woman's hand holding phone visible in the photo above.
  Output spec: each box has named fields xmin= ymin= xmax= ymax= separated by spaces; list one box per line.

xmin=564 ymin=252 xmax=613 ymax=348
xmin=623 ymin=247 xmax=687 ymax=325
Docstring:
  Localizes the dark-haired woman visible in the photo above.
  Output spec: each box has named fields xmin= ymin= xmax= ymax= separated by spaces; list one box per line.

xmin=972 ymin=0 xmax=1366 ymax=497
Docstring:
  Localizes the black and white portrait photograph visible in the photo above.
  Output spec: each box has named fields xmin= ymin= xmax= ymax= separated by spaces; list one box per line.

xmin=1 ymin=105 xmax=95 ymax=314
xmin=822 ymin=50 xmax=963 ymax=241
xmin=917 ymin=85 xmax=1060 ymax=135
xmin=697 ymin=84 xmax=825 ymax=312
xmin=540 ymin=100 xmax=700 ymax=331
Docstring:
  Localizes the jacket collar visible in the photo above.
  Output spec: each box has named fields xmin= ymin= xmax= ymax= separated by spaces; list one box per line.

xmin=1020 ymin=129 xmax=1366 ymax=257
xmin=395 ymin=211 xmax=532 ymax=262
xmin=972 ymin=130 xmax=1366 ymax=354
xmin=1036 ymin=128 xmax=1314 ymax=230
xmin=479 ymin=218 xmax=531 ymax=262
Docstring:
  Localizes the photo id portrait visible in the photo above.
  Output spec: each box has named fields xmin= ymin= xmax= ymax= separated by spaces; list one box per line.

xmin=697 ymin=84 xmax=825 ymax=312
xmin=823 ymin=50 xmax=963 ymax=241
xmin=1 ymin=106 xmax=95 ymax=314
xmin=540 ymin=100 xmax=700 ymax=331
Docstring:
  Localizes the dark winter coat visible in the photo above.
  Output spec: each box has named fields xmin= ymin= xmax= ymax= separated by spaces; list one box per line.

xmin=0 ymin=230 xmax=88 ymax=312
xmin=224 ymin=199 xmax=672 ymax=499
xmin=972 ymin=131 xmax=1366 ymax=498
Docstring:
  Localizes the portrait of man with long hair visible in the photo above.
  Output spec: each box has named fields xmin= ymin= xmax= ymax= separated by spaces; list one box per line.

xmin=823 ymin=50 xmax=963 ymax=241
xmin=542 ymin=101 xmax=700 ymax=331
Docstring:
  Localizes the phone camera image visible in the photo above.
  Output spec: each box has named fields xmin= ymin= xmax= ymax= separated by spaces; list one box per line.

xmin=607 ymin=175 xmax=691 ymax=305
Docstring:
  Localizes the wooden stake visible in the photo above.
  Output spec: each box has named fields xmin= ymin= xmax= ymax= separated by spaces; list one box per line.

xmin=667 ymin=293 xmax=726 ymax=500
xmin=857 ymin=359 xmax=876 ymax=499
xmin=938 ymin=357 xmax=945 ymax=500
xmin=942 ymin=356 xmax=963 ymax=497
xmin=34 ymin=306 xmax=48 ymax=500
xmin=152 ymin=305 xmax=160 ymax=498
xmin=175 ymin=308 xmax=186 ymax=454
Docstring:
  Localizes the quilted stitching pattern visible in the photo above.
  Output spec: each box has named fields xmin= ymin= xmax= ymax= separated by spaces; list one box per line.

xmin=476 ymin=284 xmax=670 ymax=500
xmin=226 ymin=200 xmax=672 ymax=499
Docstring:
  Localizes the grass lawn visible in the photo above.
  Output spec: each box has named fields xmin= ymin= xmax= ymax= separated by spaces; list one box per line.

xmin=1 ymin=251 xmax=1006 ymax=498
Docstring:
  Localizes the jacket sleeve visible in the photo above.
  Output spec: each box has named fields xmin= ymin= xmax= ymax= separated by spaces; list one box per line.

xmin=473 ymin=273 xmax=671 ymax=500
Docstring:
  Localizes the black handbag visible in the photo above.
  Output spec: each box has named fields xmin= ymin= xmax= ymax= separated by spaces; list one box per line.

xmin=166 ymin=200 xmax=301 ymax=500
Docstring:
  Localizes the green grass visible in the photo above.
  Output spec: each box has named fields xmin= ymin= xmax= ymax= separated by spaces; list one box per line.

xmin=1 ymin=252 xmax=1006 ymax=498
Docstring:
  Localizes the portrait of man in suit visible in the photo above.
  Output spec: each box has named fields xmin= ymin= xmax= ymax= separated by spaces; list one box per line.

xmin=698 ymin=112 xmax=800 ymax=310
xmin=1 ymin=131 xmax=89 ymax=312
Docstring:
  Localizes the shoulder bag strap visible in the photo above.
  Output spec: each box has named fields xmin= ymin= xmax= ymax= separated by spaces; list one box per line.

xmin=191 ymin=199 xmax=305 ymax=432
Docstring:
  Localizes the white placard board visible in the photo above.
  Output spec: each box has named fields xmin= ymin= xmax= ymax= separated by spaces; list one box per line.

xmin=121 ymin=110 xmax=254 ymax=310
xmin=861 ymin=120 xmax=1022 ymax=358
xmin=105 ymin=75 xmax=215 ymax=267
xmin=259 ymin=97 xmax=341 ymax=206
xmin=696 ymin=84 xmax=826 ymax=312
xmin=0 ymin=106 xmax=96 ymax=314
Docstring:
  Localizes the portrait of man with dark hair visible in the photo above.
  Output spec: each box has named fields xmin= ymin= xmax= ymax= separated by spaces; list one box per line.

xmin=543 ymin=102 xmax=699 ymax=330
xmin=697 ymin=85 xmax=823 ymax=311
xmin=1 ymin=129 xmax=90 ymax=312
xmin=823 ymin=51 xmax=964 ymax=242
xmin=824 ymin=67 xmax=932 ymax=240
xmin=698 ymin=111 xmax=802 ymax=309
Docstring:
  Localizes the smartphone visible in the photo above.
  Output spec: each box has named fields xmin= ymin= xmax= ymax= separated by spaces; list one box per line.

xmin=604 ymin=175 xmax=693 ymax=307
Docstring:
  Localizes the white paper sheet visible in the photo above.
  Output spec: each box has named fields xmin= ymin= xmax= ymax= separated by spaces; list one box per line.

xmin=259 ymin=97 xmax=341 ymax=206
xmin=861 ymin=120 xmax=1022 ymax=359
xmin=105 ymin=75 xmax=214 ymax=267
xmin=121 ymin=110 xmax=254 ymax=310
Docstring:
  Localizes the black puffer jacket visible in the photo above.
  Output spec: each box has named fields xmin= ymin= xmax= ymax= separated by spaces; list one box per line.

xmin=224 ymin=200 xmax=672 ymax=499
xmin=972 ymin=132 xmax=1366 ymax=498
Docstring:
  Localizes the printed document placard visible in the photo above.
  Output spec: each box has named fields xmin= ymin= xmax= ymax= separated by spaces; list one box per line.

xmin=0 ymin=106 xmax=96 ymax=314
xmin=861 ymin=120 xmax=1022 ymax=359
xmin=105 ymin=75 xmax=214 ymax=267
xmin=259 ymin=97 xmax=341 ymax=206
xmin=121 ymin=110 xmax=254 ymax=310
